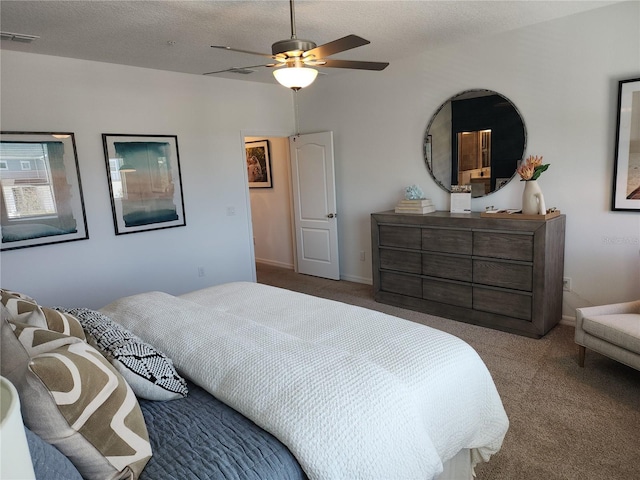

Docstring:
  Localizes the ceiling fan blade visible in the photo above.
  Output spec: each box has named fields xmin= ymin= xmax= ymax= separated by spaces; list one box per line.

xmin=211 ymin=45 xmax=274 ymax=58
xmin=319 ymin=59 xmax=389 ymax=71
xmin=303 ymin=35 xmax=370 ymax=60
xmin=203 ymin=63 xmax=277 ymax=76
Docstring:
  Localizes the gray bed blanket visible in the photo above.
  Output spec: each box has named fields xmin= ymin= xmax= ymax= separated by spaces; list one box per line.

xmin=138 ymin=381 xmax=306 ymax=480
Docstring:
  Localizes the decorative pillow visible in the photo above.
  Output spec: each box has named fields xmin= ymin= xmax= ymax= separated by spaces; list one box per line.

xmin=0 ymin=288 xmax=36 ymax=303
xmin=1 ymin=289 xmax=85 ymax=340
xmin=25 ymin=428 xmax=84 ymax=480
xmin=1 ymin=318 xmax=152 ymax=480
xmin=58 ymin=308 xmax=188 ymax=401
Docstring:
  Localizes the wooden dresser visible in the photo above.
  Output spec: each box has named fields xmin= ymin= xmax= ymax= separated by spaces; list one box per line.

xmin=371 ymin=211 xmax=566 ymax=338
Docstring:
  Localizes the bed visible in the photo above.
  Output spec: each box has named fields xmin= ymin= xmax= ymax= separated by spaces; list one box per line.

xmin=101 ymin=281 xmax=509 ymax=480
xmin=3 ymin=281 xmax=508 ymax=480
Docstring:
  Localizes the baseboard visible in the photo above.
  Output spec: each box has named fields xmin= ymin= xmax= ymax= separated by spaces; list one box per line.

xmin=256 ymin=261 xmax=372 ymax=284
xmin=560 ymin=315 xmax=576 ymax=327
xmin=255 ymin=259 xmax=294 ymax=269
xmin=340 ymin=274 xmax=372 ymax=285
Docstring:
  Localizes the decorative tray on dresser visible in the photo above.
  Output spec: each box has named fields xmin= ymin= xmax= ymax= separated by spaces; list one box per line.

xmin=371 ymin=211 xmax=566 ymax=338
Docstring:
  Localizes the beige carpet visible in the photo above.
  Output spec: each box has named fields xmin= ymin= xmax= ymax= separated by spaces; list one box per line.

xmin=256 ymin=263 xmax=640 ymax=480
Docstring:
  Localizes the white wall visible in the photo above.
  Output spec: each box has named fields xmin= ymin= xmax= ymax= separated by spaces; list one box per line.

xmin=246 ymin=136 xmax=295 ymax=269
xmin=297 ymin=1 xmax=640 ymax=312
xmin=0 ymin=51 xmax=294 ymax=309
xmin=1 ymin=3 xmax=638 ymax=315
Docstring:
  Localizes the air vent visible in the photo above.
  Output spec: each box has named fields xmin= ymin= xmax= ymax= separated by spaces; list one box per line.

xmin=229 ymin=68 xmax=255 ymax=75
xmin=0 ymin=31 xmax=40 ymax=43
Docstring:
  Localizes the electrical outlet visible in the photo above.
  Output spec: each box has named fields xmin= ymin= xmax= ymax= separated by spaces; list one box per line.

xmin=198 ymin=267 xmax=205 ymax=277
xmin=562 ymin=277 xmax=571 ymax=292
xmin=359 ymin=250 xmax=366 ymax=261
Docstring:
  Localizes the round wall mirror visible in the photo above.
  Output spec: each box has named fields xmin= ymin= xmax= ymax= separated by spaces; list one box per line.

xmin=424 ymin=89 xmax=526 ymax=197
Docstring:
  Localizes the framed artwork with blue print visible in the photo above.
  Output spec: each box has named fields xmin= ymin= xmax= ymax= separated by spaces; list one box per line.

xmin=102 ymin=134 xmax=186 ymax=235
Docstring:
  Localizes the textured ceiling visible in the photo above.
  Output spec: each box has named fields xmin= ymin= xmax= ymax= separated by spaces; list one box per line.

xmin=0 ymin=1 xmax=619 ymax=85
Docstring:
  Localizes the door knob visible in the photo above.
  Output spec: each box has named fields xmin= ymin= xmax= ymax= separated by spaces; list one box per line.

xmin=327 ymin=213 xmax=336 ymax=218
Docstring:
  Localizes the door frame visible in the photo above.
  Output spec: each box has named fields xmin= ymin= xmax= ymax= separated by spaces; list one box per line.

xmin=240 ymin=129 xmax=297 ymax=281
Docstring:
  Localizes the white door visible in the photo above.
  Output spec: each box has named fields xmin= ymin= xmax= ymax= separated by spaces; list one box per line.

xmin=289 ymin=132 xmax=340 ymax=280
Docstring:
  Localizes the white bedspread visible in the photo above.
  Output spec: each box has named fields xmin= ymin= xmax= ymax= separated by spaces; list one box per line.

xmin=100 ymin=282 xmax=508 ymax=480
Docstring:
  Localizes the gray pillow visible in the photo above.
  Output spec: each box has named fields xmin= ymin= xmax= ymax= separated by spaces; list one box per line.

xmin=58 ymin=308 xmax=188 ymax=401
xmin=26 ymin=427 xmax=84 ymax=480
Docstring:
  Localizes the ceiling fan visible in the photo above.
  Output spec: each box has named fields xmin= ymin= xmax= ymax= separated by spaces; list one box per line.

xmin=204 ymin=0 xmax=389 ymax=90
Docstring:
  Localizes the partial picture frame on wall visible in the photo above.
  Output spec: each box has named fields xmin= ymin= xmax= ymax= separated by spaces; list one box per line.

xmin=612 ymin=77 xmax=640 ymax=211
xmin=102 ymin=134 xmax=186 ymax=235
xmin=246 ymin=140 xmax=272 ymax=188
xmin=0 ymin=132 xmax=89 ymax=251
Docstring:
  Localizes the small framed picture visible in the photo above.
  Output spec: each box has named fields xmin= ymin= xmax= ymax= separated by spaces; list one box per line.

xmin=102 ymin=134 xmax=186 ymax=235
xmin=612 ymin=77 xmax=640 ymax=211
xmin=0 ymin=132 xmax=89 ymax=250
xmin=246 ymin=140 xmax=272 ymax=188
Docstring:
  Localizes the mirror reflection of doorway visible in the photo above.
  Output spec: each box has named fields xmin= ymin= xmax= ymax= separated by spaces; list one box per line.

xmin=457 ymin=129 xmax=491 ymax=196
xmin=424 ymin=89 xmax=526 ymax=198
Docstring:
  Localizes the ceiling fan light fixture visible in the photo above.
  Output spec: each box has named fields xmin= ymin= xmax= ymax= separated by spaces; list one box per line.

xmin=207 ymin=0 xmax=388 ymax=82
xmin=273 ymin=66 xmax=318 ymax=90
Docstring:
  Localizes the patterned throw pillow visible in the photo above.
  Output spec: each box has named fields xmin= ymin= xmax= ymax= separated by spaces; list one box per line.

xmin=59 ymin=308 xmax=188 ymax=401
xmin=1 ymin=316 xmax=152 ymax=480
xmin=1 ymin=289 xmax=85 ymax=340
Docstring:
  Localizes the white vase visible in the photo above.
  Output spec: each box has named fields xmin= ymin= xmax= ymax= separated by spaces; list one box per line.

xmin=522 ymin=180 xmax=546 ymax=215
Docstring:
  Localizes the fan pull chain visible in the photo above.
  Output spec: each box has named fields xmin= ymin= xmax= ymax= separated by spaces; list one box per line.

xmin=294 ymin=89 xmax=300 ymax=137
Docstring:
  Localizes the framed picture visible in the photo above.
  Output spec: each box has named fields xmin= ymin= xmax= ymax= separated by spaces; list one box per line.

xmin=102 ymin=134 xmax=186 ymax=235
xmin=0 ymin=132 xmax=89 ymax=250
xmin=246 ymin=140 xmax=272 ymax=188
xmin=612 ymin=77 xmax=640 ymax=211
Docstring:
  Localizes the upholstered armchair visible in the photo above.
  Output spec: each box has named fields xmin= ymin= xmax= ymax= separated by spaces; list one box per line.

xmin=575 ymin=300 xmax=640 ymax=371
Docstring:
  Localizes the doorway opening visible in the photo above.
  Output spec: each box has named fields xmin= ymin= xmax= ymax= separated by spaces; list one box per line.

xmin=243 ymin=131 xmax=339 ymax=281
xmin=244 ymin=135 xmax=296 ymax=272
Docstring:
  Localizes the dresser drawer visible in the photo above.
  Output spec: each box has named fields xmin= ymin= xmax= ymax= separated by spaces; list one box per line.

xmin=423 ymin=253 xmax=472 ymax=282
xmin=473 ymin=287 xmax=532 ymax=321
xmin=473 ymin=231 xmax=533 ymax=261
xmin=371 ymin=211 xmax=565 ymax=338
xmin=423 ymin=278 xmax=472 ymax=308
xmin=380 ymin=249 xmax=421 ymax=274
xmin=380 ymin=271 xmax=422 ymax=298
xmin=379 ymin=225 xmax=421 ymax=249
xmin=473 ymin=259 xmax=533 ymax=291
xmin=422 ymin=228 xmax=472 ymax=255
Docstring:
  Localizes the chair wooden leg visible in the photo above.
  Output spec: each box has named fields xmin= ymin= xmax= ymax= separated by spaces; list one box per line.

xmin=578 ymin=345 xmax=585 ymax=367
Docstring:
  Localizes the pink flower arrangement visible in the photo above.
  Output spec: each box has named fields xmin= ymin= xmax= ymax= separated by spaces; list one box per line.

xmin=517 ymin=155 xmax=549 ymax=181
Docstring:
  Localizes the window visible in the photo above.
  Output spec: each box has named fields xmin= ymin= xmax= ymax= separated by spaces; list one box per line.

xmin=0 ymin=143 xmax=57 ymax=219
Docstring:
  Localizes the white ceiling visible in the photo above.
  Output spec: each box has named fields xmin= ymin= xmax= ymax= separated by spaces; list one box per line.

xmin=0 ymin=1 xmax=619 ymax=85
